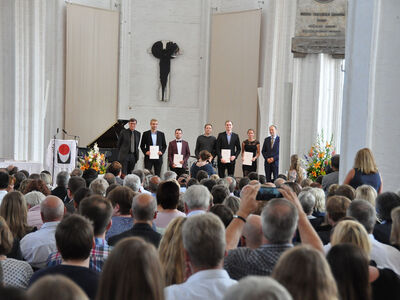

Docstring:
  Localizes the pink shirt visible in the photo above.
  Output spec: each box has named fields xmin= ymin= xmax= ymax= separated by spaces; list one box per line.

xmin=154 ymin=210 xmax=186 ymax=228
xmin=27 ymin=205 xmax=43 ymax=230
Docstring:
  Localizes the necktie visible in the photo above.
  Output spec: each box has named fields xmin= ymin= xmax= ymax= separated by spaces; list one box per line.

xmin=130 ymin=131 xmax=135 ymax=153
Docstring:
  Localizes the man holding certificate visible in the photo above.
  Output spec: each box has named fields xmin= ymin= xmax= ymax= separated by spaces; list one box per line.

xmin=140 ymin=119 xmax=167 ymax=176
xmin=216 ymin=120 xmax=241 ymax=178
xmin=167 ymin=128 xmax=191 ymax=177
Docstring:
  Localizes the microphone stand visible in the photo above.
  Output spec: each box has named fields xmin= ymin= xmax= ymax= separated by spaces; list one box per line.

xmin=52 ymin=128 xmax=59 ymax=184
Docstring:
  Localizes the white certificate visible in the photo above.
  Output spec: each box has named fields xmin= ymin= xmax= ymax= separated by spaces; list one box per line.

xmin=150 ymin=146 xmax=159 ymax=159
xmin=173 ymin=154 xmax=183 ymax=168
xmin=221 ymin=149 xmax=231 ymax=162
xmin=243 ymin=151 xmax=253 ymax=166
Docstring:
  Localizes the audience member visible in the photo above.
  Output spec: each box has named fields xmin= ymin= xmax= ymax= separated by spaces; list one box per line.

xmin=165 ymin=213 xmax=236 ymax=300
xmin=89 ymin=178 xmax=109 ymax=196
xmin=288 ymin=154 xmax=306 ymax=183
xmin=200 ymin=178 xmax=217 ymax=192
xmin=154 ymin=181 xmax=185 ymax=229
xmin=26 ymin=191 xmax=46 ymax=229
xmin=272 ymin=245 xmax=338 ymax=300
xmin=13 ymin=171 xmax=27 ymax=191
xmin=334 ymin=184 xmax=355 ymax=201
xmin=238 ymin=177 xmax=250 ymax=190
xmin=210 ymin=204 xmax=233 ymax=227
xmin=190 ymin=150 xmax=215 ymax=179
xmin=51 ymin=171 xmax=69 ymax=200
xmin=106 ymin=161 xmax=123 ymax=185
xmin=23 ymin=179 xmax=50 ymax=196
xmin=105 ymin=186 xmax=135 ymax=240
xmin=186 ymin=178 xmax=199 ymax=188
xmin=327 ymin=183 xmax=339 ymax=197
xmin=308 ymin=187 xmax=326 ymax=218
xmin=28 ymin=275 xmax=88 ymax=300
xmin=71 ymin=187 xmax=93 ymax=211
xmin=240 ymin=214 xmax=263 ymax=249
xmin=159 ymin=217 xmax=187 ymax=286
xmin=148 ymin=175 xmax=161 ymax=197
xmin=29 ymin=215 xmax=99 ymax=300
xmin=282 ymin=181 xmax=301 ymax=195
xmin=300 ymin=178 xmax=312 ymax=188
xmin=108 ymin=194 xmax=161 ymax=247
xmin=223 ymin=195 xmax=240 ymax=214
xmin=273 ymin=177 xmax=285 ymax=188
xmin=28 ymin=174 xmax=40 ymax=180
xmin=104 ymin=184 xmax=118 ymax=197
xmin=373 ymin=192 xmax=400 ymax=245
xmin=224 ymin=185 xmax=323 ymax=280
xmin=48 ymin=195 xmax=112 ymax=272
xmin=70 ymin=168 xmax=83 ymax=177
xmin=96 ymin=237 xmax=164 ymax=300
xmin=20 ymin=196 xmax=65 ymax=269
xmin=102 ymin=173 xmax=116 ymax=186
xmin=390 ymin=207 xmax=400 ymax=250
xmin=355 ymin=184 xmax=377 ymax=206
xmin=322 ymin=154 xmax=340 ymax=192
xmin=162 ymin=171 xmax=177 ymax=182
xmin=82 ymin=169 xmax=98 ymax=188
xmin=65 ymin=176 xmax=86 ymax=213
xmin=223 ymin=276 xmax=292 ymax=300
xmin=211 ymin=185 xmax=230 ymax=205
xmin=132 ymin=169 xmax=151 ymax=194
xmin=123 ymin=174 xmax=141 ymax=192
xmin=183 ymin=185 xmax=210 ymax=216
xmin=0 ymin=216 xmax=33 ymax=288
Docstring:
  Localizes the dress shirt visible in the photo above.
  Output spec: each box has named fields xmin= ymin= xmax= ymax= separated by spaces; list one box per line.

xmin=151 ymin=131 xmax=157 ymax=146
xmin=165 ymin=269 xmax=237 ymax=300
xmin=226 ymin=132 xmax=231 ymax=145
xmin=27 ymin=204 xmax=43 ymax=229
xmin=176 ymin=140 xmax=182 ymax=154
xmin=20 ymin=221 xmax=60 ymax=269
xmin=47 ymin=238 xmax=112 ymax=272
xmin=324 ymin=234 xmax=400 ymax=276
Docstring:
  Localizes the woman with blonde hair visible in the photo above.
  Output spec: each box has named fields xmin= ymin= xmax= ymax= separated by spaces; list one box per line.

xmin=343 ymin=148 xmax=382 ymax=193
xmin=288 ymin=154 xmax=306 ymax=184
xmin=97 ymin=237 xmax=164 ymax=300
xmin=272 ymin=245 xmax=338 ymax=300
xmin=355 ymin=184 xmax=377 ymax=206
xmin=158 ymin=217 xmax=187 ymax=286
xmin=330 ymin=219 xmax=400 ymax=299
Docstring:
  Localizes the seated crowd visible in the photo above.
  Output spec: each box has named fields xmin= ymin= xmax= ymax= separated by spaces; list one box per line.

xmin=0 ymin=151 xmax=399 ymax=300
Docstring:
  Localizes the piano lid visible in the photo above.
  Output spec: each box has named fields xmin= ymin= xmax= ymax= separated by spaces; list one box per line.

xmin=87 ymin=119 xmax=128 ymax=148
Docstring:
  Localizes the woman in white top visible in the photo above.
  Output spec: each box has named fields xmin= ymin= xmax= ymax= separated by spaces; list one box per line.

xmin=288 ymin=154 xmax=307 ymax=184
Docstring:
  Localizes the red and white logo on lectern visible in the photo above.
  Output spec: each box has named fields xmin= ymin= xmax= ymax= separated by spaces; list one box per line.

xmin=57 ymin=144 xmax=71 ymax=164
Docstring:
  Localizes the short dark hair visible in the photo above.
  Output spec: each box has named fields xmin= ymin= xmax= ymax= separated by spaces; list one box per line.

xmin=204 ymin=123 xmax=212 ymax=128
xmin=107 ymin=186 xmax=135 ymax=215
xmin=331 ymin=155 xmax=340 ymax=170
xmin=55 ymin=214 xmax=93 ymax=260
xmin=129 ymin=118 xmax=137 ymax=123
xmin=201 ymin=178 xmax=216 ymax=192
xmin=56 ymin=171 xmax=69 ymax=187
xmin=283 ymin=182 xmax=302 ymax=195
xmin=248 ymin=172 xmax=259 ymax=181
xmin=239 ymin=177 xmax=250 ymax=190
xmin=186 ymin=178 xmax=199 ymax=188
xmin=79 ymin=195 xmax=113 ymax=236
xmin=148 ymin=176 xmax=161 ymax=193
xmin=68 ymin=176 xmax=86 ymax=196
xmin=107 ymin=161 xmax=122 ymax=176
xmin=335 ymin=184 xmax=356 ymax=201
xmin=82 ymin=168 xmax=98 ymax=187
xmin=376 ymin=192 xmax=400 ymax=221
xmin=73 ymin=187 xmax=93 ymax=208
xmin=0 ymin=172 xmax=10 ymax=189
xmin=210 ymin=204 xmax=233 ymax=228
xmin=157 ymin=181 xmax=180 ymax=209
xmin=326 ymin=196 xmax=351 ymax=222
xmin=196 ymin=170 xmax=208 ymax=182
xmin=277 ymin=174 xmax=288 ymax=180
xmin=258 ymin=175 xmax=267 ymax=184
xmin=105 ymin=184 xmax=119 ymax=197
xmin=211 ymin=185 xmax=230 ymax=205
xmin=175 ymin=128 xmax=182 ymax=133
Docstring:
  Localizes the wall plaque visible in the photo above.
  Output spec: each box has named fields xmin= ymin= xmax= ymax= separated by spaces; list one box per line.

xmin=292 ymin=0 xmax=347 ymax=58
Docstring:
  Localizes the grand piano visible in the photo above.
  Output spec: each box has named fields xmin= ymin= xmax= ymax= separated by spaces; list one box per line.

xmin=78 ymin=119 xmax=129 ymax=162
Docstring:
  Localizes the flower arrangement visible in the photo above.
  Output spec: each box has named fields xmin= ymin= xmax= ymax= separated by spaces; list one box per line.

xmin=78 ymin=143 xmax=107 ymax=174
xmin=303 ymin=131 xmax=335 ymax=181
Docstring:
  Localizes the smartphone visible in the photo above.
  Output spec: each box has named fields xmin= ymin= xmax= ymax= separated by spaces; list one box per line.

xmin=256 ymin=186 xmax=283 ymax=201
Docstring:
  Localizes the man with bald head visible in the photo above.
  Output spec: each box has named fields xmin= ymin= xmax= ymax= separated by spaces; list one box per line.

xmin=108 ymin=193 xmax=161 ymax=247
xmin=20 ymin=195 xmax=66 ymax=269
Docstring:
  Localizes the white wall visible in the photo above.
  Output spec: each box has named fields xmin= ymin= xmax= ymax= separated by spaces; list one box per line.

xmin=341 ymin=0 xmax=400 ymax=192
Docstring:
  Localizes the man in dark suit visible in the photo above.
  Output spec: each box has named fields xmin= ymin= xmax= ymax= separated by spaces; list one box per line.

xmin=117 ymin=118 xmax=141 ymax=175
xmin=108 ymin=193 xmax=161 ymax=248
xmin=140 ymin=119 xmax=167 ymax=176
xmin=261 ymin=125 xmax=279 ymax=182
xmin=168 ymin=128 xmax=191 ymax=177
xmin=216 ymin=120 xmax=241 ymax=178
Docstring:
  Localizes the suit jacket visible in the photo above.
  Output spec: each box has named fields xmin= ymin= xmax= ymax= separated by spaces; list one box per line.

xmin=216 ymin=132 xmax=241 ymax=161
xmin=168 ymin=140 xmax=191 ymax=169
xmin=117 ymin=129 xmax=141 ymax=162
xmin=140 ymin=130 xmax=167 ymax=161
xmin=261 ymin=136 xmax=279 ymax=165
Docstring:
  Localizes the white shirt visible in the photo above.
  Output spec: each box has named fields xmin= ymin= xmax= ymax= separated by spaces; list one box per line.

xmin=186 ymin=210 xmax=206 ymax=217
xmin=324 ymin=234 xmax=400 ymax=276
xmin=176 ymin=140 xmax=182 ymax=155
xmin=0 ymin=190 xmax=7 ymax=206
xmin=20 ymin=221 xmax=60 ymax=269
xmin=165 ymin=269 xmax=237 ymax=300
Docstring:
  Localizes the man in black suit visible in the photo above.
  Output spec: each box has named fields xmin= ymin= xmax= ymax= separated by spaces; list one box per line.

xmin=140 ymin=119 xmax=167 ymax=176
xmin=117 ymin=118 xmax=141 ymax=175
xmin=216 ymin=120 xmax=241 ymax=178
xmin=261 ymin=125 xmax=280 ymax=182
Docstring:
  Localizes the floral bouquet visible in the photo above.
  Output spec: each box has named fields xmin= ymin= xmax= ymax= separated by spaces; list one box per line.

xmin=78 ymin=143 xmax=108 ymax=174
xmin=303 ymin=131 xmax=335 ymax=181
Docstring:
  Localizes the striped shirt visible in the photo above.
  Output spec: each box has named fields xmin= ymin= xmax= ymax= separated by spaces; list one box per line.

xmin=47 ymin=238 xmax=111 ymax=272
